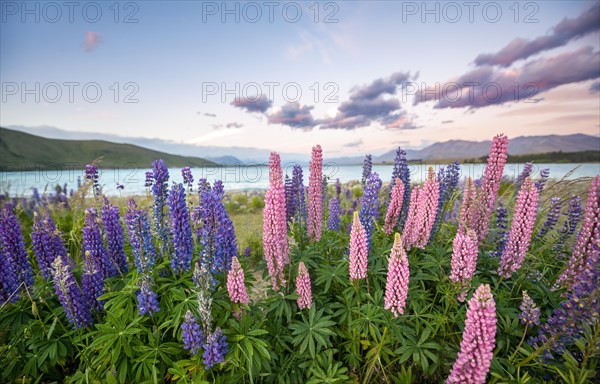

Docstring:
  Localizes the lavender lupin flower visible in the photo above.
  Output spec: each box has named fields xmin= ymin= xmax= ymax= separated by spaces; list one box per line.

xmin=203 ymin=328 xmax=228 ymax=369
xmin=359 ymin=172 xmax=382 ymax=249
xmin=181 ymin=166 xmax=194 ymax=189
xmin=31 ymin=211 xmax=69 ymax=280
xmin=361 ymin=154 xmax=372 ymax=185
xmin=534 ymin=168 xmax=550 ymax=193
xmin=101 ymin=198 xmax=129 ymax=275
xmin=446 ymin=284 xmax=497 ymax=384
xmin=51 ymin=257 xmax=92 ymax=329
xmin=292 ymin=165 xmax=307 ymax=225
xmin=168 ymin=183 xmax=194 ymax=274
xmin=554 ymin=195 xmax=582 ymax=251
xmin=384 ymin=233 xmax=410 ymax=317
xmin=327 ymin=197 xmax=341 ymax=231
xmin=536 ymin=197 xmax=561 ymax=239
xmin=519 ymin=291 xmax=540 ymax=326
xmin=517 ymin=162 xmax=533 ymax=183
xmin=182 ymin=310 xmax=204 ymax=355
xmin=0 ymin=208 xmax=34 ymax=291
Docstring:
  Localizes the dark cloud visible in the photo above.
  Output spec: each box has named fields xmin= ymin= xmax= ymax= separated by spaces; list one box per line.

xmin=350 ymin=71 xmax=413 ymax=100
xmin=590 ymin=81 xmax=600 ymax=94
xmin=267 ymin=103 xmax=315 ymax=129
xmin=226 ymin=122 xmax=244 ymax=129
xmin=230 ymin=95 xmax=273 ymax=113
xmin=475 ymin=4 xmax=599 ymax=67
xmin=343 ymin=140 xmax=363 ymax=148
xmin=414 ymin=46 xmax=600 ymax=109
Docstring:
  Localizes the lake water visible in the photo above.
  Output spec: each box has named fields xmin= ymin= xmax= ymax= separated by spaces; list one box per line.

xmin=1 ymin=162 xmax=599 ymax=197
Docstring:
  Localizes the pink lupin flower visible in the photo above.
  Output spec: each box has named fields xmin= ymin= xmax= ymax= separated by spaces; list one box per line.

xmin=263 ymin=152 xmax=289 ymax=290
xmin=459 ymin=177 xmax=477 ymax=232
xmin=446 ymin=284 xmax=497 ymax=384
xmin=384 ymin=233 xmax=410 ymax=317
xmin=308 ymin=145 xmax=323 ymax=242
xmin=402 ymin=185 xmax=421 ymax=250
xmin=413 ymin=167 xmax=439 ymax=248
xmin=384 ymin=178 xmax=405 ymax=235
xmin=227 ymin=256 xmax=248 ymax=319
xmin=558 ymin=175 xmax=600 ymax=289
xmin=449 ymin=229 xmax=479 ymax=302
xmin=498 ymin=178 xmax=539 ymax=279
xmin=349 ymin=212 xmax=368 ymax=280
xmin=296 ymin=262 xmax=312 ymax=310
xmin=471 ymin=134 xmax=508 ymax=243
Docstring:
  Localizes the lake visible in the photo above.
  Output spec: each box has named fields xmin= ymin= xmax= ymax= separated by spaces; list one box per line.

xmin=1 ymin=163 xmax=599 ymax=197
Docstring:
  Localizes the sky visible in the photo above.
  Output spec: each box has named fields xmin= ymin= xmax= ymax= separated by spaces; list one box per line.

xmin=1 ymin=1 xmax=599 ymax=156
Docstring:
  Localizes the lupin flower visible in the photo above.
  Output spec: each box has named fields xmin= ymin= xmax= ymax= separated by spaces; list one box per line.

xmin=101 ymin=198 xmax=129 ymax=275
xmin=431 ymin=162 xmax=461 ymax=240
xmin=554 ymin=195 xmax=582 ymax=251
xmin=144 ymin=171 xmax=154 ymax=188
xmin=384 ymin=178 xmax=405 ymax=235
xmin=446 ymin=284 xmax=497 ymax=384
xmin=203 ymin=328 xmax=228 ymax=368
xmin=534 ymin=168 xmax=550 ymax=193
xmin=168 ymin=183 xmax=194 ymax=274
xmin=471 ymin=134 xmax=508 ymax=243
xmin=262 ymin=153 xmax=289 ymax=290
xmin=517 ymin=162 xmax=533 ymax=183
xmin=296 ymin=262 xmax=312 ymax=310
xmin=51 ymin=257 xmax=92 ymax=329
xmin=384 ymin=233 xmax=410 ymax=317
xmin=361 ymin=154 xmax=372 ymax=185
xmin=359 ymin=172 xmax=382 ymax=248
xmin=349 ymin=212 xmax=368 ymax=280
xmin=137 ymin=278 xmax=160 ymax=316
xmin=335 ymin=179 xmax=341 ymax=200
xmin=84 ymin=164 xmax=100 ymax=193
xmin=151 ymin=159 xmax=170 ymax=258
xmin=390 ymin=147 xmax=411 ymax=227
xmin=0 ymin=208 xmax=34 ymax=291
xmin=82 ymin=250 xmax=105 ymax=312
xmin=126 ymin=199 xmax=157 ymax=274
xmin=182 ymin=310 xmax=204 ymax=355
xmin=536 ymin=197 xmax=561 ymax=239
xmin=82 ymin=208 xmax=117 ymax=278
xmin=227 ymin=256 xmax=248 ymax=313
xmin=181 ymin=166 xmax=194 ymax=189
xmin=519 ymin=291 xmax=540 ymax=326
xmin=285 ymin=175 xmax=294 ymax=224
xmin=449 ymin=229 xmax=479 ymax=302
xmin=402 ymin=185 xmax=421 ymax=249
xmin=458 ymin=177 xmax=477 ymax=232
xmin=243 ymin=246 xmax=251 ymax=258
xmin=0 ymin=246 xmax=20 ymax=303
xmin=498 ymin=178 xmax=539 ymax=278
xmin=31 ymin=211 xmax=69 ymax=280
xmin=491 ymin=202 xmax=508 ymax=258
xmin=413 ymin=167 xmax=439 ymax=248
xmin=557 ymin=176 xmax=599 ymax=289
xmin=292 ymin=165 xmax=307 ymax=224
xmin=193 ymin=262 xmax=214 ymax=332
xmin=327 ymin=197 xmax=341 ymax=231
xmin=308 ymin=145 xmax=323 ymax=241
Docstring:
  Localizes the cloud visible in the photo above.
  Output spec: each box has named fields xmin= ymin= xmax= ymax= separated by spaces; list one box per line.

xmin=441 ymin=120 xmax=454 ymax=124
xmin=230 ymin=95 xmax=273 ymax=113
xmin=267 ymin=103 xmax=315 ymax=129
xmin=286 ymin=30 xmax=331 ymax=64
xmin=226 ymin=122 xmax=244 ymax=129
xmin=84 ymin=31 xmax=102 ymax=52
xmin=590 ymin=81 xmax=600 ymax=94
xmin=474 ymin=4 xmax=599 ymax=67
xmin=343 ymin=140 xmax=363 ymax=148
xmin=199 ymin=112 xmax=217 ymax=117
xmin=414 ymin=46 xmax=600 ymax=109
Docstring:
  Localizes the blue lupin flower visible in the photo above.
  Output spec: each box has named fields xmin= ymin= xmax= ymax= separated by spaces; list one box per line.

xmin=554 ymin=195 xmax=582 ymax=251
xmin=537 ymin=197 xmax=561 ymax=239
xmin=84 ymin=164 xmax=100 ymax=193
xmin=168 ymin=183 xmax=194 ymax=274
xmin=0 ymin=208 xmax=34 ymax=293
xmin=202 ymin=327 xmax=228 ymax=368
xmin=534 ymin=168 xmax=550 ymax=193
xmin=0 ymin=246 xmax=20 ymax=304
xmin=151 ymin=159 xmax=170 ymax=258
xmin=327 ymin=197 xmax=341 ymax=231
xmin=51 ymin=257 xmax=92 ymax=329
xmin=82 ymin=208 xmax=117 ymax=278
xmin=359 ymin=172 xmax=382 ymax=249
xmin=181 ymin=166 xmax=194 ymax=190
xmin=31 ymin=211 xmax=69 ymax=280
xmin=101 ymin=198 xmax=129 ymax=275
xmin=430 ymin=161 xmax=461 ymax=242
xmin=126 ymin=199 xmax=157 ymax=274
xmin=137 ymin=278 xmax=160 ymax=316
xmin=182 ymin=310 xmax=204 ymax=355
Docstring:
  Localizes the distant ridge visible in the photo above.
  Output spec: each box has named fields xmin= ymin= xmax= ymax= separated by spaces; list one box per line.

xmin=0 ymin=127 xmax=216 ymax=170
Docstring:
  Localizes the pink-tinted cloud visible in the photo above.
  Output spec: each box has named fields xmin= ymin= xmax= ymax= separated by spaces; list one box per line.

xmin=475 ymin=4 xmax=599 ymax=67
xmin=267 ymin=103 xmax=315 ymax=129
xmin=84 ymin=31 xmax=102 ymax=52
xmin=230 ymin=95 xmax=272 ymax=113
xmin=414 ymin=46 xmax=600 ymax=109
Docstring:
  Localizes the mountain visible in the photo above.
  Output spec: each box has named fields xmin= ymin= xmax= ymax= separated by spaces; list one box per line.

xmin=375 ymin=134 xmax=600 ymax=163
xmin=0 ymin=128 xmax=216 ymax=169
xmin=6 ymin=125 xmax=306 ymax=163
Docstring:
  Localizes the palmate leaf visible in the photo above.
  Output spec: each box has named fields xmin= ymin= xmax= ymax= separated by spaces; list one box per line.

xmin=289 ymin=307 xmax=336 ymax=359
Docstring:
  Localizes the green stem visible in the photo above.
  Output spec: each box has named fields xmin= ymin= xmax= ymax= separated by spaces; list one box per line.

xmin=579 ymin=320 xmax=600 ymax=377
xmin=516 ymin=332 xmax=561 ymax=367
xmin=509 ymin=324 xmax=529 ymax=363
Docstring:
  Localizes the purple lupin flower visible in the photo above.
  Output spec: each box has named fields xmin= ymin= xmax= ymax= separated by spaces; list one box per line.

xmin=308 ymin=145 xmax=323 ymax=241
xmin=0 ymin=244 xmax=20 ymax=304
xmin=137 ymin=278 xmax=160 ymax=316
xmin=390 ymin=147 xmax=411 ymax=227
xmin=126 ymin=199 xmax=157 ymax=274
xmin=151 ymin=159 xmax=170 ymax=258
xmin=0 ymin=208 xmax=34 ymax=291
xmin=168 ymin=183 xmax=194 ymax=274
xmin=449 ymin=229 xmax=479 ymax=302
xmin=84 ymin=164 xmax=100 ymax=193
xmin=182 ymin=310 xmax=204 ymax=355
xmin=181 ymin=166 xmax=194 ymax=190
xmin=101 ymin=198 xmax=128 ymax=275
xmin=144 ymin=171 xmax=154 ymax=188
xmin=430 ymin=161 xmax=461 ymax=241
xmin=384 ymin=233 xmax=410 ymax=317
xmin=536 ymin=197 xmax=561 ymax=239
xmin=446 ymin=284 xmax=497 ymax=384
xmin=31 ymin=211 xmax=69 ymax=280
xmin=554 ymin=195 xmax=582 ymax=251
xmin=335 ymin=178 xmax=341 ymax=201
xmin=519 ymin=291 xmax=540 ymax=326
xmin=292 ymin=165 xmax=307 ymax=225
xmin=82 ymin=208 xmax=117 ymax=278
xmin=498 ymin=178 xmax=539 ymax=278
xmin=82 ymin=250 xmax=105 ymax=312
xmin=296 ymin=262 xmax=312 ymax=310
xmin=203 ymin=327 xmax=228 ymax=369
xmin=516 ymin=162 xmax=533 ymax=183
xmin=51 ymin=257 xmax=92 ymax=329
xmin=557 ymin=176 xmax=599 ymax=289
xmin=361 ymin=154 xmax=372 ymax=185
xmin=491 ymin=201 xmax=508 ymax=258
xmin=534 ymin=168 xmax=550 ymax=193
xmin=243 ymin=246 xmax=251 ymax=258
xmin=327 ymin=197 xmax=341 ymax=231
xmin=359 ymin=172 xmax=382 ymax=249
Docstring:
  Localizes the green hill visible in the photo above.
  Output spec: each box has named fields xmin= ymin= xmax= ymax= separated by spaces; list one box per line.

xmin=0 ymin=127 xmax=216 ymax=170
